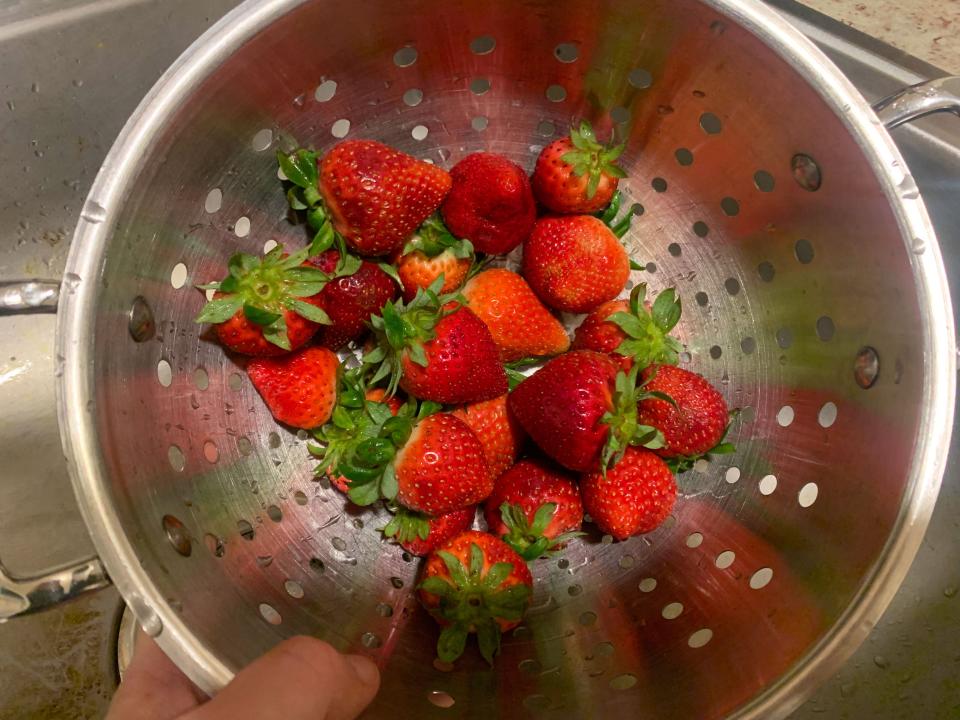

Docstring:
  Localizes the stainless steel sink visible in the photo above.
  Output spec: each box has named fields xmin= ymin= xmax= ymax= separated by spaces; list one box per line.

xmin=0 ymin=1 xmax=956 ymax=717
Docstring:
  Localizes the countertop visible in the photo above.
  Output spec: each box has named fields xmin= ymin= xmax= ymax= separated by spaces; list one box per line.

xmin=802 ymin=0 xmax=960 ymax=72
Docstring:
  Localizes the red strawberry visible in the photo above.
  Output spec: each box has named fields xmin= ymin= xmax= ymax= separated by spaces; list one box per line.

xmin=462 ymin=268 xmax=570 ymax=362
xmin=441 ymin=153 xmax=536 ymax=254
xmin=532 ymin=121 xmax=626 ymax=214
xmin=508 ymin=351 xmax=664 ymax=472
xmin=366 ymin=280 xmax=507 ymax=404
xmin=572 ymin=284 xmax=683 ymax=370
xmin=483 ymin=458 xmax=583 ymax=560
xmin=383 ymin=505 xmax=476 ymax=556
xmin=637 ymin=365 xmax=731 ymax=462
xmin=418 ymin=530 xmax=533 ymax=664
xmin=580 ymin=447 xmax=676 ymax=540
xmin=305 ymin=249 xmax=397 ymax=349
xmin=522 ymin=215 xmax=630 ymax=313
xmin=393 ymin=413 xmax=492 ymax=514
xmin=247 ymin=346 xmax=339 ymax=429
xmin=451 ymin=394 xmax=526 ymax=480
xmin=317 ymin=140 xmax=452 ymax=256
xmin=195 ymin=245 xmax=333 ymax=356
xmin=392 ymin=216 xmax=473 ymax=302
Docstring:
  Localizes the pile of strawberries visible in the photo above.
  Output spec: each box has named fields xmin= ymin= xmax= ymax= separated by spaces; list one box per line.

xmin=195 ymin=121 xmax=734 ymax=666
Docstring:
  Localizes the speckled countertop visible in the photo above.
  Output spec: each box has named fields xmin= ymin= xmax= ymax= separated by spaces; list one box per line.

xmin=802 ymin=0 xmax=960 ymax=71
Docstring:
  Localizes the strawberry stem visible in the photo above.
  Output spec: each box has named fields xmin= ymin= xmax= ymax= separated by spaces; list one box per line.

xmin=561 ymin=121 xmax=627 ymax=200
xmin=608 ymin=283 xmax=684 ymax=368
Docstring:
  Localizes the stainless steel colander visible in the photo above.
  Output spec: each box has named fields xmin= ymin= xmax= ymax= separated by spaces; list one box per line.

xmin=4 ymin=0 xmax=957 ymax=717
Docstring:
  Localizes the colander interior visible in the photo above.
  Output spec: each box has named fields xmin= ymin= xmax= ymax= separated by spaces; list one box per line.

xmin=76 ymin=0 xmax=934 ymax=717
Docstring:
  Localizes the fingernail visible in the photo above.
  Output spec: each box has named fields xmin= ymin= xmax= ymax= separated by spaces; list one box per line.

xmin=347 ymin=654 xmax=380 ymax=686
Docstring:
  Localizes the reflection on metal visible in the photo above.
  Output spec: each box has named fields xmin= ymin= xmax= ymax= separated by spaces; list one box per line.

xmin=0 ymin=281 xmax=60 ymax=314
xmin=0 ymin=556 xmax=109 ymax=620
xmin=874 ymin=76 xmax=960 ymax=129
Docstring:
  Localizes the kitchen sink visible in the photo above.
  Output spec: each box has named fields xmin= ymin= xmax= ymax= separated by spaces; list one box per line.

xmin=0 ymin=1 xmax=956 ymax=717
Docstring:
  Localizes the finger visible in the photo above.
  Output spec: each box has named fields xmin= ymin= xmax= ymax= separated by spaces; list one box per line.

xmin=184 ymin=636 xmax=379 ymax=720
xmin=106 ymin=630 xmax=206 ymax=720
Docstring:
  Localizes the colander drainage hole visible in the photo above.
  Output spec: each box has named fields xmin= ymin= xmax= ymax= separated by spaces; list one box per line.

xmin=267 ymin=505 xmax=282 ymax=522
xmin=798 ymin=482 xmax=819 ymax=508
xmin=361 ymin=632 xmax=382 ymax=649
xmin=259 ymin=603 xmax=282 ymax=625
xmin=693 ymin=221 xmax=709 ymax=237
xmin=469 ymin=77 xmax=490 ymax=95
xmin=579 ymin=611 xmax=597 ymax=626
xmin=469 ymin=35 xmax=495 ymax=55
xmin=675 ymin=148 xmax=693 ymax=166
xmin=699 ymin=112 xmax=722 ymax=134
xmin=546 ymin=84 xmax=566 ymax=102
xmin=757 ymin=261 xmax=775 ymax=282
xmin=263 ymin=239 xmax=278 ymax=253
xmin=611 ymin=106 xmax=630 ymax=124
xmin=554 ymin=42 xmax=578 ymax=62
xmin=167 ymin=445 xmax=185 ymax=472
xmin=331 ymin=118 xmax=350 ymax=139
xmin=170 ymin=262 xmax=188 ymax=289
xmin=740 ymin=337 xmax=756 ymax=354
xmin=193 ymin=367 xmax=209 ymax=391
xmin=237 ymin=436 xmax=253 ymax=455
xmin=294 ymin=490 xmax=308 ymax=505
xmin=629 ymin=68 xmax=653 ymax=89
xmin=376 ymin=603 xmax=393 ymax=617
xmin=794 ymin=238 xmax=815 ymax=264
xmin=204 ymin=187 xmax=223 ymax=214
xmin=776 ymin=327 xmax=793 ymax=349
xmin=724 ymin=466 xmax=740 ymax=484
xmin=393 ymin=46 xmax=418 ymax=67
xmin=715 ymin=550 xmax=735 ymax=569
xmin=309 ymin=557 xmax=325 ymax=574
xmin=685 ymin=532 xmax=703 ymax=548
xmin=638 ymin=577 xmax=657 ymax=593
xmin=688 ymin=628 xmax=713 ymax=648
xmin=816 ymin=316 xmax=835 ymax=342
xmin=818 ymin=402 xmax=837 ymax=428
xmin=251 ymin=128 xmax=273 ymax=152
xmin=471 ymin=116 xmax=488 ymax=131
xmin=203 ymin=440 xmax=219 ymax=464
xmin=267 ymin=431 xmax=282 ymax=449
xmin=720 ymin=197 xmax=740 ymax=216
xmin=237 ymin=519 xmax=255 ymax=541
xmin=204 ymin=533 xmax=225 ymax=558
xmin=661 ymin=602 xmax=683 ymax=620
xmin=315 ymin=79 xmax=337 ymax=102
xmin=228 ymin=372 xmax=243 ymax=391
xmin=284 ymin=579 xmax=304 ymax=599
xmin=523 ymin=694 xmax=551 ymax=711
xmin=754 ymin=170 xmax=775 ymax=192
xmin=759 ymin=474 xmax=778 ymax=495
xmin=694 ymin=291 xmax=708 ymax=307
xmin=157 ymin=359 xmax=172 ymax=387
xmin=162 ymin=515 xmax=192 ymax=557
xmin=776 ymin=405 xmax=794 ymax=427
xmin=668 ymin=243 xmax=681 ymax=257
xmin=709 ymin=345 xmax=722 ymax=360
xmin=519 ymin=658 xmax=542 ymax=673
xmin=402 ymin=88 xmax=423 ymax=107
xmin=610 ymin=674 xmax=637 ymax=690
xmin=411 ymin=124 xmax=428 ymax=141
xmin=651 ymin=177 xmax=667 ymax=193
xmin=537 ymin=120 xmax=555 ymax=137
xmin=428 ymin=691 xmax=455 ymax=708
xmin=750 ymin=567 xmax=774 ymax=589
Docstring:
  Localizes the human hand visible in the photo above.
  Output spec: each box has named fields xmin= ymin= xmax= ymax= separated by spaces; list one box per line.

xmin=107 ymin=631 xmax=380 ymax=720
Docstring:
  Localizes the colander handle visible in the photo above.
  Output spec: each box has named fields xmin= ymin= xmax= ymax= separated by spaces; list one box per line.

xmin=0 ymin=280 xmax=111 ymax=620
xmin=873 ymin=76 xmax=960 ymax=129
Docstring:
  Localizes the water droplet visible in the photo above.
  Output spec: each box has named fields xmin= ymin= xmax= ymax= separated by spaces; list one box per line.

xmin=33 ymin=149 xmax=44 ymax=158
xmin=62 ymin=272 xmax=81 ymax=293
xmin=6 ymin=100 xmax=14 ymax=111
xmin=31 ymin=82 xmax=40 ymax=93
xmin=72 ymin=79 xmax=84 ymax=88
xmin=840 ymin=682 xmax=856 ymax=698
xmin=256 ymin=555 xmax=273 ymax=567
xmin=944 ymin=585 xmax=957 ymax=598
xmin=293 ymin=93 xmax=306 ymax=107
xmin=141 ymin=610 xmax=162 ymax=637
xmin=81 ymin=200 xmax=107 ymax=224
xmin=911 ymin=237 xmax=926 ymax=255
xmin=54 ymin=354 xmax=65 ymax=378
xmin=873 ymin=655 xmax=890 ymax=669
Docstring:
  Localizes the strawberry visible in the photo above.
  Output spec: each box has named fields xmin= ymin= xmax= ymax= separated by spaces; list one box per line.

xmin=393 ymin=216 xmax=473 ymax=302
xmin=637 ymin=365 xmax=733 ymax=467
xmin=441 ymin=152 xmax=536 ymax=254
xmin=418 ymin=531 xmax=533 ymax=664
xmin=305 ymin=249 xmax=397 ymax=349
xmin=382 ymin=505 xmax=476 ymax=556
xmin=278 ymin=142 xmax=452 ymax=257
xmin=580 ymin=447 xmax=676 ymax=540
xmin=314 ymin=394 xmax=492 ymax=514
xmin=507 ymin=351 xmax=665 ymax=472
xmin=364 ymin=278 xmax=507 ymax=404
xmin=461 ymin=268 xmax=570 ymax=362
xmin=522 ymin=215 xmax=630 ymax=313
xmin=392 ymin=413 xmax=492 ymax=514
xmin=531 ymin=121 xmax=626 ymax=214
xmin=572 ymin=284 xmax=683 ymax=370
xmin=483 ymin=458 xmax=583 ymax=560
xmin=195 ymin=244 xmax=333 ymax=356
xmin=451 ymin=394 xmax=526 ymax=480
xmin=247 ymin=346 xmax=339 ymax=429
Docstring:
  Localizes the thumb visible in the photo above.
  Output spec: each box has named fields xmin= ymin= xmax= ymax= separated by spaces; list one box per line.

xmin=184 ymin=636 xmax=379 ymax=720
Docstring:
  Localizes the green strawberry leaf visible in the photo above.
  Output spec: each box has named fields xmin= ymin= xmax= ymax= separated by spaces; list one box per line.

xmin=380 ymin=463 xmax=399 ymax=500
xmin=482 ymin=562 xmax=514 ymax=591
xmin=476 ymin=621 xmax=501 ymax=665
xmin=419 ymin=576 xmax=455 ymax=597
xmin=437 ymin=624 xmax=469 ymax=663
xmin=261 ymin=315 xmax=291 ymax=351
xmin=437 ymin=550 xmax=470 ymax=588
xmin=244 ymin=304 xmax=282 ymax=327
xmin=194 ymin=296 xmax=242 ymax=324
xmin=277 ymin=149 xmax=318 ymax=190
xmin=286 ymin=298 xmax=331 ymax=325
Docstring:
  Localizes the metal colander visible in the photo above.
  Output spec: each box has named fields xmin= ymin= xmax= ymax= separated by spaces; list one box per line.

xmin=31 ymin=0 xmax=959 ymax=717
